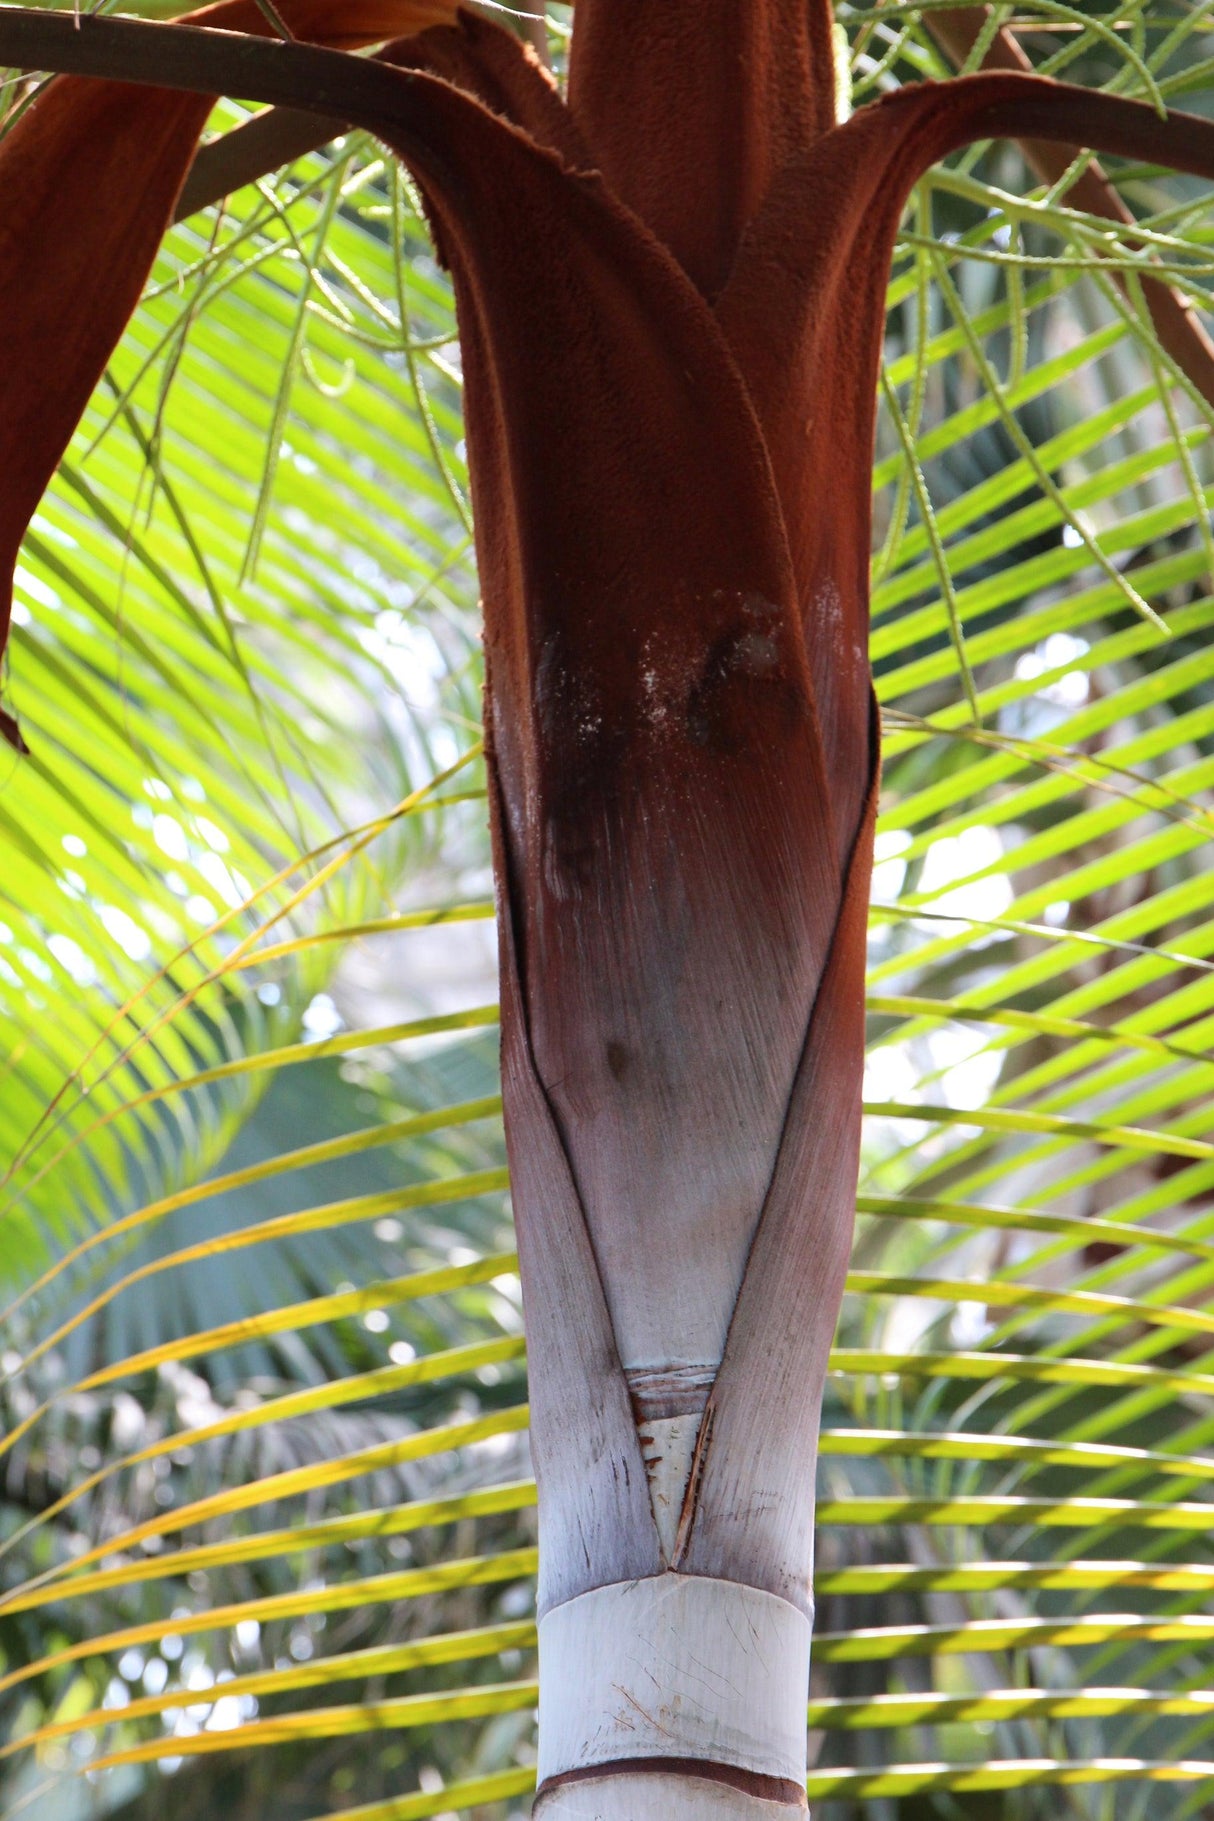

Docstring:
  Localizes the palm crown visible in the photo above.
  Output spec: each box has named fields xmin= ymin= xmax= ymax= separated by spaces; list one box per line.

xmin=3 ymin=1 xmax=1214 ymax=1814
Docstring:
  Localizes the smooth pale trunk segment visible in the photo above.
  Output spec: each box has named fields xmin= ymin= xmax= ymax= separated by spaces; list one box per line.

xmin=636 ymin=1414 xmax=701 ymax=1558
xmin=535 ymin=1574 xmax=812 ymax=1814
xmin=536 ymin=1777 xmax=807 ymax=1819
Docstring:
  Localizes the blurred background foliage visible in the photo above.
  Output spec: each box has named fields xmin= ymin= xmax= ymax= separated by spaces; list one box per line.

xmin=3 ymin=0 xmax=1214 ymax=1816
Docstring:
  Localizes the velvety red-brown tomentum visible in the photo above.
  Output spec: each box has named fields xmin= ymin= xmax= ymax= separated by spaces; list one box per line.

xmin=2 ymin=0 xmax=1214 ymax=1696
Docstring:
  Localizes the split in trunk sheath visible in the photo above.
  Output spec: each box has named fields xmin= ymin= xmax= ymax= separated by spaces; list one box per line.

xmin=1 ymin=4 xmax=1213 ymax=1809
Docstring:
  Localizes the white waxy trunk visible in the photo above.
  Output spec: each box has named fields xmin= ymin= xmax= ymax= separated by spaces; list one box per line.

xmin=528 ymin=1380 xmax=819 ymax=1814
xmin=636 ymin=1414 xmax=701 ymax=1560
xmin=498 ymin=787 xmax=877 ymax=1820
xmin=535 ymin=1575 xmax=812 ymax=1816
xmin=537 ymin=1774 xmax=807 ymax=1819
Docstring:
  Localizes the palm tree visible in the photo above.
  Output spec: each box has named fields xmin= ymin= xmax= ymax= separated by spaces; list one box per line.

xmin=3 ymin=1 xmax=1214 ymax=1816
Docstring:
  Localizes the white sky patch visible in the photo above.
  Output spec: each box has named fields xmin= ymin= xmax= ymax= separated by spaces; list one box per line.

xmin=19 ymin=946 xmax=52 ymax=983
xmin=864 ymin=1042 xmax=919 ymax=1104
xmin=206 ymin=1693 xmax=252 ymax=1731
xmin=1014 ymin=630 xmax=1091 ymax=709
xmin=929 ymin=1023 xmax=1005 ymax=1112
xmin=196 ymin=850 xmax=245 ymax=908
xmin=13 ymin=564 xmax=59 ymax=610
xmin=47 ymin=933 xmax=97 ymax=987
xmin=492 ymin=1271 xmax=524 ymax=1333
xmin=303 ymin=992 xmax=343 ymax=1040
xmin=358 ymin=611 xmax=445 ymax=706
xmin=28 ymin=513 xmax=77 ymax=548
xmin=871 ymin=827 xmax=911 ymax=901
xmin=152 ymin=815 xmax=189 ymax=863
xmin=952 ymin=1299 xmax=994 ymax=1346
xmin=97 ymin=904 xmax=152 ymax=962
xmin=881 ymin=1291 xmax=949 ymax=1355
xmin=1045 ymin=670 xmax=1088 ymax=709
xmin=916 ymin=825 xmax=1012 ymax=923
xmin=194 ymin=817 xmax=230 ymax=853
xmin=863 ymin=1045 xmax=930 ymax=1144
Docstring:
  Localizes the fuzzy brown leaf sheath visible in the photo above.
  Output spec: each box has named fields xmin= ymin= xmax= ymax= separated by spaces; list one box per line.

xmin=443 ymin=146 xmax=843 ymax=1393
xmin=568 ymin=0 xmax=837 ymax=298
